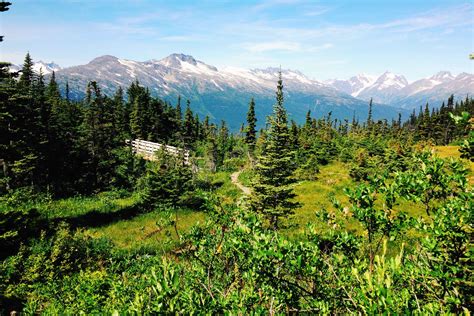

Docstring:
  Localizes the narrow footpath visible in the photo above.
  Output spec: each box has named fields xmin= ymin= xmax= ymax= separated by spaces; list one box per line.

xmin=230 ymin=170 xmax=251 ymax=195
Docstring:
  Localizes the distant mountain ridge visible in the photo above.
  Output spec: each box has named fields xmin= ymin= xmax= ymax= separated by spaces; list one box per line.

xmin=12 ymin=54 xmax=472 ymax=129
xmin=10 ymin=61 xmax=61 ymax=75
xmin=325 ymin=70 xmax=473 ymax=109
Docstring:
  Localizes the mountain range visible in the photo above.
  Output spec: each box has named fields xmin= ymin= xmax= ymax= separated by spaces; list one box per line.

xmin=13 ymin=54 xmax=473 ymax=129
xmin=325 ymin=71 xmax=473 ymax=109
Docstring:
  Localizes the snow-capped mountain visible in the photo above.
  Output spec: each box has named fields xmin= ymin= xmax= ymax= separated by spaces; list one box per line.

xmin=9 ymin=61 xmax=61 ymax=75
xmin=327 ymin=70 xmax=473 ymax=108
xmin=395 ymin=72 xmax=474 ymax=108
xmin=356 ymin=71 xmax=409 ymax=104
xmin=32 ymin=61 xmax=61 ymax=75
xmin=325 ymin=74 xmax=376 ymax=97
xmin=35 ymin=53 xmax=402 ymax=129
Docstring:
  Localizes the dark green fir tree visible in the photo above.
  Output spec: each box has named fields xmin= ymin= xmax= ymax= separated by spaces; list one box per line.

xmin=251 ymin=72 xmax=300 ymax=230
xmin=245 ymin=97 xmax=257 ymax=153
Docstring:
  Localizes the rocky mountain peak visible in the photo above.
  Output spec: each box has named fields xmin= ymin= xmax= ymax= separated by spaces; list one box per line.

xmin=430 ymin=71 xmax=454 ymax=81
xmin=88 ymin=55 xmax=119 ymax=65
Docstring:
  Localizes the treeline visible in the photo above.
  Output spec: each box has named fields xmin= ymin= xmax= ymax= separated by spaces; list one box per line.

xmin=0 ymin=54 xmax=234 ymax=196
xmin=241 ymin=95 xmax=473 ymax=183
xmin=406 ymin=94 xmax=474 ymax=144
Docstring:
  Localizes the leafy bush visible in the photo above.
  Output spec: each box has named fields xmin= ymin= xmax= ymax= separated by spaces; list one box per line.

xmin=222 ymin=157 xmax=246 ymax=172
xmin=1 ymin=223 xmax=111 ymax=312
xmin=178 ymin=190 xmax=212 ymax=211
xmin=0 ymin=207 xmax=42 ymax=259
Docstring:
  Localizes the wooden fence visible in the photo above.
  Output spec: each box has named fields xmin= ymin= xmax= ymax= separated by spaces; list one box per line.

xmin=128 ymin=139 xmax=190 ymax=164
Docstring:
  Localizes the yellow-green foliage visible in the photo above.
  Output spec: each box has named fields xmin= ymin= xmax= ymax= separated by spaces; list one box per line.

xmin=288 ymin=161 xmax=355 ymax=237
xmin=238 ymin=168 xmax=255 ymax=187
xmin=234 ymin=160 xmax=428 ymax=240
xmin=434 ymin=145 xmax=474 ymax=183
xmin=87 ymin=209 xmax=205 ymax=252
xmin=87 ymin=171 xmax=239 ymax=252
xmin=197 ymin=171 xmax=241 ymax=204
xmin=40 ymin=193 xmax=138 ymax=220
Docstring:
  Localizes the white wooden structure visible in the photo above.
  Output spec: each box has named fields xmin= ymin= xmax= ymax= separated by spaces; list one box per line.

xmin=128 ymin=139 xmax=190 ymax=164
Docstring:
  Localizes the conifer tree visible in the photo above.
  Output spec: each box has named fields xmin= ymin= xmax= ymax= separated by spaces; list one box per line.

xmin=65 ymin=81 xmax=70 ymax=102
xmin=173 ymin=96 xmax=183 ymax=142
xmin=206 ymin=125 xmax=219 ymax=172
xmin=81 ymin=81 xmax=118 ymax=191
xmin=183 ymin=100 xmax=194 ymax=146
xmin=290 ymin=120 xmax=299 ymax=149
xmin=19 ymin=53 xmax=34 ymax=89
xmin=45 ymin=73 xmax=79 ymax=194
xmin=16 ymin=56 xmax=47 ymax=188
xmin=46 ymin=71 xmax=60 ymax=101
xmin=217 ymin=120 xmax=229 ymax=168
xmin=194 ymin=113 xmax=201 ymax=140
xmin=251 ymin=72 xmax=299 ymax=230
xmin=175 ymin=96 xmax=182 ymax=123
xmin=305 ymin=109 xmax=312 ymax=128
xmin=245 ymin=97 xmax=257 ymax=152
xmin=0 ymin=60 xmax=17 ymax=191
xmin=202 ymin=115 xmax=210 ymax=138
xmin=130 ymin=97 xmax=144 ymax=139
xmin=129 ymin=85 xmax=151 ymax=140
xmin=113 ymin=87 xmax=125 ymax=136
xmin=367 ymin=98 xmax=373 ymax=128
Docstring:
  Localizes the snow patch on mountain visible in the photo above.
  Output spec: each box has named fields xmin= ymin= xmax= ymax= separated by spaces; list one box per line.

xmin=32 ymin=61 xmax=61 ymax=75
xmin=372 ymin=71 xmax=408 ymax=90
xmin=325 ymin=73 xmax=377 ymax=97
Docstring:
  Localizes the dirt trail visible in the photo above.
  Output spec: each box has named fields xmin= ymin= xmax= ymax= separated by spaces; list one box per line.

xmin=230 ymin=170 xmax=251 ymax=195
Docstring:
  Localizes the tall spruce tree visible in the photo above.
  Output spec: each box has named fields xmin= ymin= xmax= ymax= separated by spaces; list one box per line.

xmin=183 ymin=100 xmax=194 ymax=146
xmin=251 ymin=72 xmax=300 ymax=230
xmin=0 ymin=59 xmax=17 ymax=191
xmin=81 ymin=81 xmax=118 ymax=191
xmin=305 ymin=109 xmax=312 ymax=128
xmin=173 ymin=96 xmax=183 ymax=142
xmin=113 ymin=86 xmax=128 ymax=138
xmin=367 ymin=98 xmax=373 ymax=128
xmin=245 ymin=97 xmax=257 ymax=152
xmin=12 ymin=53 xmax=45 ymax=188
xmin=18 ymin=53 xmax=34 ymax=89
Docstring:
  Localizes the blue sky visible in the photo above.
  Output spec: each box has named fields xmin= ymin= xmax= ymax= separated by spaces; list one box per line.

xmin=1 ymin=0 xmax=473 ymax=80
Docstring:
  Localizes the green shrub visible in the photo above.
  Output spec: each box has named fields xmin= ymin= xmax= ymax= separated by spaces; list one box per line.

xmin=0 ymin=207 xmax=42 ymax=259
xmin=0 ymin=223 xmax=111 ymax=311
